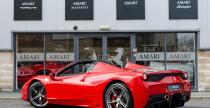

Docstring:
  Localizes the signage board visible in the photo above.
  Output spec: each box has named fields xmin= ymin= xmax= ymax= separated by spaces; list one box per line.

xmin=135 ymin=52 xmax=164 ymax=61
xmin=65 ymin=0 xmax=94 ymax=20
xmin=117 ymin=0 xmax=145 ymax=20
xmin=17 ymin=53 xmax=74 ymax=62
xmin=169 ymin=0 xmax=198 ymax=19
xmin=135 ymin=52 xmax=195 ymax=61
xmin=14 ymin=0 xmax=42 ymax=20
xmin=17 ymin=53 xmax=44 ymax=61
xmin=166 ymin=52 xmax=195 ymax=61
xmin=47 ymin=53 xmax=74 ymax=61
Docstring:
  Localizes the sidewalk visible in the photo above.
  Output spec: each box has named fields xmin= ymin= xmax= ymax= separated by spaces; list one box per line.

xmin=191 ymin=92 xmax=210 ymax=99
xmin=0 ymin=91 xmax=21 ymax=100
xmin=0 ymin=91 xmax=210 ymax=100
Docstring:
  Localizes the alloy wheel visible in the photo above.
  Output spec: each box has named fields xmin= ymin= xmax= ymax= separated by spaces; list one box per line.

xmin=105 ymin=83 xmax=132 ymax=108
xmin=28 ymin=82 xmax=48 ymax=108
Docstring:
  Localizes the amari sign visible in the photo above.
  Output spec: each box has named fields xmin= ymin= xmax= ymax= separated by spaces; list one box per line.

xmin=169 ymin=0 xmax=198 ymax=19
xmin=17 ymin=53 xmax=74 ymax=62
xmin=65 ymin=0 xmax=94 ymax=20
xmin=117 ymin=0 xmax=145 ymax=20
xmin=14 ymin=0 xmax=42 ymax=20
xmin=135 ymin=52 xmax=195 ymax=61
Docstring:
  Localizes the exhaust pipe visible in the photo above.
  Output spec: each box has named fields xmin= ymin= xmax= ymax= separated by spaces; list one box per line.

xmin=182 ymin=93 xmax=187 ymax=101
xmin=164 ymin=95 xmax=170 ymax=101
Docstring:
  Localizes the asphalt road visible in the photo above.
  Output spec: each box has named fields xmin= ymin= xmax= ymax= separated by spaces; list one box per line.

xmin=0 ymin=98 xmax=209 ymax=108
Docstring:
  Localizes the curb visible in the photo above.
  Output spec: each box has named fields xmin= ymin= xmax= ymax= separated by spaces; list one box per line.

xmin=0 ymin=97 xmax=21 ymax=100
xmin=191 ymin=96 xmax=210 ymax=99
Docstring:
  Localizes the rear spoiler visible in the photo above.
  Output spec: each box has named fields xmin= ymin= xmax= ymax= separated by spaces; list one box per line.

xmin=124 ymin=62 xmax=188 ymax=81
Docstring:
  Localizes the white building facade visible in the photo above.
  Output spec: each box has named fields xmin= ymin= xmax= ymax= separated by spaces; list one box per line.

xmin=0 ymin=0 xmax=209 ymax=91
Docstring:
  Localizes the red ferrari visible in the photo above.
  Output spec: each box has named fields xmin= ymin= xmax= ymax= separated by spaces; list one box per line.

xmin=21 ymin=61 xmax=191 ymax=108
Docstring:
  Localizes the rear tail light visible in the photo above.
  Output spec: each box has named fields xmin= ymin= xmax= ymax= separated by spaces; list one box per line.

xmin=183 ymin=72 xmax=188 ymax=79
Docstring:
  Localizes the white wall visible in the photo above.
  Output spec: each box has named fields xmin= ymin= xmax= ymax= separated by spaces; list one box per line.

xmin=0 ymin=52 xmax=14 ymax=91
xmin=0 ymin=0 xmax=209 ymax=49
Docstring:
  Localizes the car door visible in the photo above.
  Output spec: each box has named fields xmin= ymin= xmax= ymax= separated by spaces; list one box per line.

xmin=45 ymin=62 xmax=91 ymax=101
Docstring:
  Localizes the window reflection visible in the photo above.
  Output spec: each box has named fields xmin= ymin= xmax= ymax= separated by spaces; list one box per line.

xmin=17 ymin=34 xmax=44 ymax=89
xmin=166 ymin=33 xmax=195 ymax=89
xmin=46 ymin=34 xmax=74 ymax=52
xmin=135 ymin=32 xmax=196 ymax=89
xmin=16 ymin=33 xmax=196 ymax=90
xmin=107 ymin=37 xmax=130 ymax=68
xmin=45 ymin=34 xmax=74 ymax=76
xmin=79 ymin=37 xmax=102 ymax=61
xmin=136 ymin=33 xmax=165 ymax=70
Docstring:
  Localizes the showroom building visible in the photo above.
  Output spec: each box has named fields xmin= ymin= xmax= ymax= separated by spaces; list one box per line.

xmin=0 ymin=0 xmax=209 ymax=91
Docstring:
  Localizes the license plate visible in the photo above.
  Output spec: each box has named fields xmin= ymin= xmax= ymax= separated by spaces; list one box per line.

xmin=168 ymin=85 xmax=181 ymax=91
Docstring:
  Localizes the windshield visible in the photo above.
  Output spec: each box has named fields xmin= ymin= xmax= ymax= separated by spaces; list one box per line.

xmin=57 ymin=61 xmax=96 ymax=76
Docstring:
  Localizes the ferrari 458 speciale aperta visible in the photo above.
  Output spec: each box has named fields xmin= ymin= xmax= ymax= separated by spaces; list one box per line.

xmin=21 ymin=61 xmax=191 ymax=108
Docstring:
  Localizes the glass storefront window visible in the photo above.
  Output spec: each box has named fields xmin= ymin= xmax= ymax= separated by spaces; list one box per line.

xmin=107 ymin=36 xmax=131 ymax=68
xmin=166 ymin=33 xmax=196 ymax=89
xmin=45 ymin=34 xmax=74 ymax=74
xmin=16 ymin=34 xmax=44 ymax=88
xmin=15 ymin=32 xmax=196 ymax=90
xmin=135 ymin=32 xmax=196 ymax=89
xmin=136 ymin=33 xmax=165 ymax=70
xmin=79 ymin=36 xmax=102 ymax=61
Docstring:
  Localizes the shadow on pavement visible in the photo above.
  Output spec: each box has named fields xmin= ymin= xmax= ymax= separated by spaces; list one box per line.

xmin=45 ymin=105 xmax=209 ymax=108
xmin=46 ymin=104 xmax=83 ymax=108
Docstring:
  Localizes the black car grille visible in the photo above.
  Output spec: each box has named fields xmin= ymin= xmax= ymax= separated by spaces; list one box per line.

xmin=146 ymin=73 xmax=187 ymax=82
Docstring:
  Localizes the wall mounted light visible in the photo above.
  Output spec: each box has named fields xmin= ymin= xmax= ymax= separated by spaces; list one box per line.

xmin=99 ymin=25 xmax=111 ymax=30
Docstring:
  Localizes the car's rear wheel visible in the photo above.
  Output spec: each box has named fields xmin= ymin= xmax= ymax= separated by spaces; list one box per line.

xmin=28 ymin=82 xmax=48 ymax=108
xmin=104 ymin=83 xmax=133 ymax=108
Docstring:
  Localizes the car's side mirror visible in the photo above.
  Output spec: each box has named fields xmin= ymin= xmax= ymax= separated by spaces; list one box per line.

xmin=49 ymin=73 xmax=55 ymax=80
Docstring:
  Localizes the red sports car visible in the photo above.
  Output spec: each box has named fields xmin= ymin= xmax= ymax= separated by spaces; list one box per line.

xmin=21 ymin=61 xmax=191 ymax=108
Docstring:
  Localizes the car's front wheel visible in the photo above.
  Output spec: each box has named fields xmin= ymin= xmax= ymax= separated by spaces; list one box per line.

xmin=28 ymin=82 xmax=48 ymax=108
xmin=104 ymin=83 xmax=133 ymax=108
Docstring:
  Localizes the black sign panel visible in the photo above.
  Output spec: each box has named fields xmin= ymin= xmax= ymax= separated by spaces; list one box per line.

xmin=65 ymin=0 xmax=94 ymax=20
xmin=117 ymin=0 xmax=145 ymax=20
xmin=169 ymin=0 xmax=198 ymax=19
xmin=14 ymin=0 xmax=42 ymax=20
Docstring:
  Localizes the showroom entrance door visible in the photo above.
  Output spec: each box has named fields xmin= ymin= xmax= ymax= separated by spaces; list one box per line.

xmin=77 ymin=33 xmax=136 ymax=67
xmin=106 ymin=35 xmax=134 ymax=67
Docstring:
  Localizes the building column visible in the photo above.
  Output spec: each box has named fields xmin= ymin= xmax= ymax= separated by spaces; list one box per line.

xmin=0 ymin=51 xmax=14 ymax=91
xmin=198 ymin=50 xmax=210 ymax=91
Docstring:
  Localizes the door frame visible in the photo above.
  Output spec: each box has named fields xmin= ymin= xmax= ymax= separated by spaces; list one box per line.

xmin=106 ymin=33 xmax=136 ymax=63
